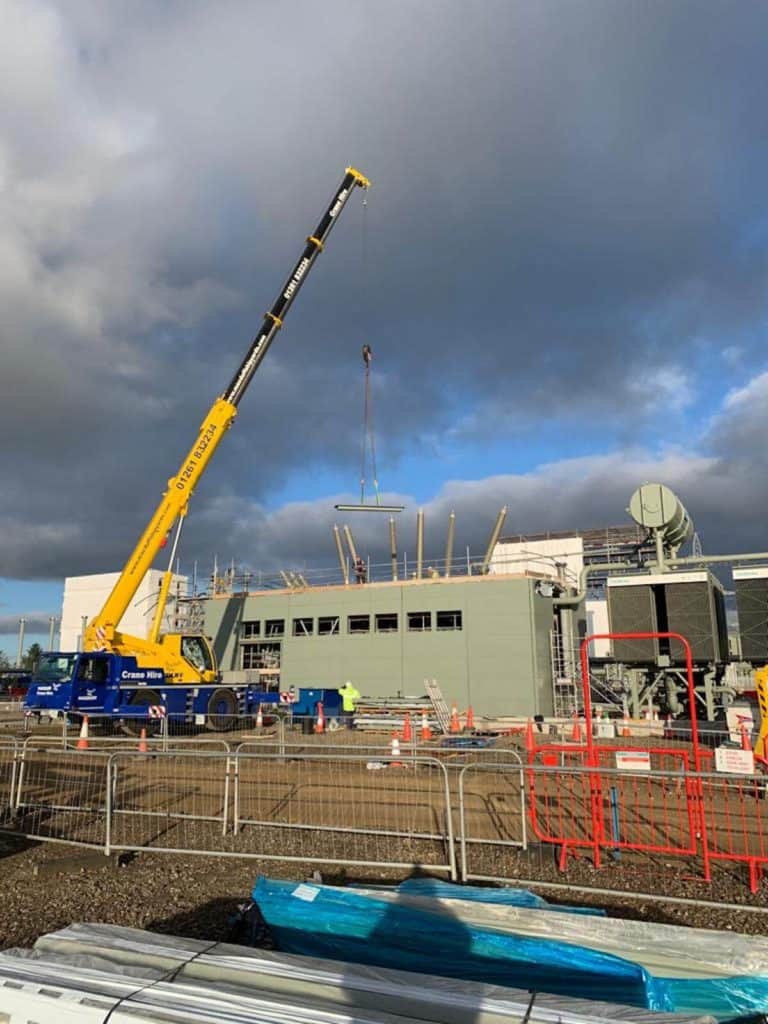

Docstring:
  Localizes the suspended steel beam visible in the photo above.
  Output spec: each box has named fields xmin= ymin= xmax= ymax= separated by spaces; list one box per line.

xmin=334 ymin=504 xmax=405 ymax=513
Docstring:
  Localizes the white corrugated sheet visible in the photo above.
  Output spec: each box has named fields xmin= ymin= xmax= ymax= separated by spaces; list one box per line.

xmin=0 ymin=922 xmax=717 ymax=1024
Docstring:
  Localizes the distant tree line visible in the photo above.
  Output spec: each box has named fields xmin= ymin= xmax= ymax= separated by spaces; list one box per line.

xmin=0 ymin=644 xmax=43 ymax=672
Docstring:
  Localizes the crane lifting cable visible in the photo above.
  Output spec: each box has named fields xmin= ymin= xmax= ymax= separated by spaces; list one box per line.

xmin=335 ymin=344 xmax=404 ymax=513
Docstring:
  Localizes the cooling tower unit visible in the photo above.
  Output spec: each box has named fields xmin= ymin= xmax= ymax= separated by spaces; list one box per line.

xmin=607 ymin=571 xmax=727 ymax=664
xmin=734 ymin=566 xmax=768 ymax=662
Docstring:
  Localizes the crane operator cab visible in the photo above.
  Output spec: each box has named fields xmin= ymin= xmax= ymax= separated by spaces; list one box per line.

xmin=181 ymin=635 xmax=215 ymax=674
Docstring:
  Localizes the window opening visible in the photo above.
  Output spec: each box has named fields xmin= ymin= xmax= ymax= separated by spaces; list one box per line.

xmin=407 ymin=611 xmax=432 ymax=632
xmin=375 ymin=613 xmax=398 ymax=633
xmin=318 ymin=616 xmax=340 ymax=636
xmin=293 ymin=617 xmax=314 ymax=637
xmin=348 ymin=614 xmax=371 ymax=634
xmin=436 ymin=610 xmax=463 ymax=630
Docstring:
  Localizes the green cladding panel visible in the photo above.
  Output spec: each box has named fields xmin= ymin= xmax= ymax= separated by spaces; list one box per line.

xmin=202 ymin=576 xmax=555 ymax=719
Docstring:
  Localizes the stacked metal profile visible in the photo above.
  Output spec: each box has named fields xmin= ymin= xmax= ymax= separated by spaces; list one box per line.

xmin=0 ymin=922 xmax=716 ymax=1024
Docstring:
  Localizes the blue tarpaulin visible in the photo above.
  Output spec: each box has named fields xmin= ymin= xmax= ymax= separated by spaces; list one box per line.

xmin=252 ymin=877 xmax=768 ymax=1019
xmin=394 ymin=877 xmax=605 ymax=914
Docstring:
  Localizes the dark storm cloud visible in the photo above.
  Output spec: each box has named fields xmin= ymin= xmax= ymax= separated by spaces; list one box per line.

xmin=3 ymin=0 xmax=768 ymax=581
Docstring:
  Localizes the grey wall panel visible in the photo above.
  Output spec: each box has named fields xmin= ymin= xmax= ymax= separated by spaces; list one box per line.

xmin=735 ymin=578 xmax=768 ymax=662
xmin=608 ymin=586 xmax=658 ymax=662
xmin=664 ymin=582 xmax=719 ymax=663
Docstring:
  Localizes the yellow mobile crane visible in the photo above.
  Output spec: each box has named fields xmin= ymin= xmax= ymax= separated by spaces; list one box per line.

xmin=25 ymin=167 xmax=370 ymax=724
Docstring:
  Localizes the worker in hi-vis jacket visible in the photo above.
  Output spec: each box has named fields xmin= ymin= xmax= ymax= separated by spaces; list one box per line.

xmin=338 ymin=680 xmax=361 ymax=729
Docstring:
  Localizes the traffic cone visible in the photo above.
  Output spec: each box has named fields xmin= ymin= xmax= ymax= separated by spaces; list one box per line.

xmin=652 ymin=709 xmax=659 ymax=722
xmin=465 ymin=706 xmax=475 ymax=731
xmin=741 ymin=724 xmax=752 ymax=752
xmin=449 ymin=703 xmax=461 ymax=734
xmin=76 ymin=716 xmax=89 ymax=750
xmin=314 ymin=702 xmax=325 ymax=734
xmin=420 ymin=712 xmax=432 ymax=741
xmin=525 ymin=717 xmax=535 ymax=752
xmin=138 ymin=726 xmax=148 ymax=753
xmin=256 ymin=706 xmax=263 ymax=729
xmin=390 ymin=733 xmax=403 ymax=766
xmin=402 ymin=712 xmax=413 ymax=742
xmin=620 ymin=713 xmax=630 ymax=738
xmin=570 ymin=713 xmax=582 ymax=743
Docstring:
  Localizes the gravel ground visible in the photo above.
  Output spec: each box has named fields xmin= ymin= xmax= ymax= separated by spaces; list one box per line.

xmin=1 ymin=833 xmax=767 ymax=955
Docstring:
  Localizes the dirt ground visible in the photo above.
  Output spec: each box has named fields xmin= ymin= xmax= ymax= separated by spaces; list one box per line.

xmin=1 ymin=832 xmax=767 ymax=956
xmin=3 ymin=725 xmax=768 ymax=953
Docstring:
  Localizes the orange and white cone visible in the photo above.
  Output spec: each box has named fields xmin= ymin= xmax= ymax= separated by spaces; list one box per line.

xmin=449 ymin=703 xmax=461 ymax=734
xmin=256 ymin=706 xmax=263 ymax=729
xmin=402 ymin=712 xmax=413 ymax=743
xmin=390 ymin=733 xmax=403 ymax=766
xmin=138 ymin=726 xmax=148 ymax=754
xmin=620 ymin=713 xmax=630 ymax=738
xmin=465 ymin=706 xmax=475 ymax=731
xmin=570 ymin=713 xmax=582 ymax=743
xmin=420 ymin=712 xmax=432 ymax=741
xmin=76 ymin=715 xmax=90 ymax=750
xmin=525 ymin=717 xmax=535 ymax=752
xmin=314 ymin=702 xmax=325 ymax=734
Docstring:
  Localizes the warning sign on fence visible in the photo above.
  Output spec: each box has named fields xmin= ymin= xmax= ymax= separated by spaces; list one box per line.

xmin=714 ymin=746 xmax=755 ymax=775
xmin=615 ymin=750 xmax=651 ymax=772
xmin=725 ymin=705 xmax=755 ymax=744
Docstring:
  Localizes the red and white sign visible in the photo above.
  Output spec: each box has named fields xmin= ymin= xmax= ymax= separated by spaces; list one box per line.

xmin=726 ymin=706 xmax=755 ymax=744
xmin=147 ymin=705 xmax=166 ymax=718
xmin=615 ymin=750 xmax=651 ymax=772
xmin=714 ymin=747 xmax=755 ymax=775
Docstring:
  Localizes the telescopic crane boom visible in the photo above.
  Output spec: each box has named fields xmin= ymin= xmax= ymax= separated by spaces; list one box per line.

xmin=83 ymin=167 xmax=370 ymax=681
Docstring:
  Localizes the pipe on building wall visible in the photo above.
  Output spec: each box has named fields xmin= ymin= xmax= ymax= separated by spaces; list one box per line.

xmin=480 ymin=506 xmax=508 ymax=575
xmin=333 ymin=525 xmax=349 ymax=584
xmin=389 ymin=517 xmax=398 ymax=581
xmin=554 ymin=548 xmax=768 ymax=610
xmin=416 ymin=509 xmax=424 ymax=579
xmin=48 ymin=616 xmax=56 ymax=651
xmin=343 ymin=524 xmax=360 ymax=565
xmin=444 ymin=511 xmax=456 ymax=577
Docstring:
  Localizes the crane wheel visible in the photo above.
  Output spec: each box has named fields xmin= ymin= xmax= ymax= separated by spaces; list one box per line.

xmin=121 ymin=689 xmax=163 ymax=737
xmin=206 ymin=687 xmax=238 ymax=731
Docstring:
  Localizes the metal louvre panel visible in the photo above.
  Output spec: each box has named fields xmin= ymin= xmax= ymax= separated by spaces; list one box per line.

xmin=608 ymin=586 xmax=658 ymax=662
xmin=735 ymin=578 xmax=768 ymax=661
xmin=664 ymin=582 xmax=718 ymax=663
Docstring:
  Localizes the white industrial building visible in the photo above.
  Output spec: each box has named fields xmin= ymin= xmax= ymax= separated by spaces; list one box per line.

xmin=60 ymin=571 xmax=189 ymax=650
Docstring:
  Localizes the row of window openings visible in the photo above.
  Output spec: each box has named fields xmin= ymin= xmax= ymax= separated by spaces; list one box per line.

xmin=241 ymin=610 xmax=463 ymax=639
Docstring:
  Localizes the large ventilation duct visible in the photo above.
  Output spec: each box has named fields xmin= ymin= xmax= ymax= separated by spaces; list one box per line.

xmin=628 ymin=483 xmax=694 ymax=557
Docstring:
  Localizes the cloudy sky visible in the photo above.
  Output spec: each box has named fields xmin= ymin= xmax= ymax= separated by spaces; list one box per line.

xmin=3 ymin=0 xmax=768 ymax=653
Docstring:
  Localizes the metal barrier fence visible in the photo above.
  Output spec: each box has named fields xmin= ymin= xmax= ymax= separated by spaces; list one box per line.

xmin=2 ymin=741 xmax=768 ymax=900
